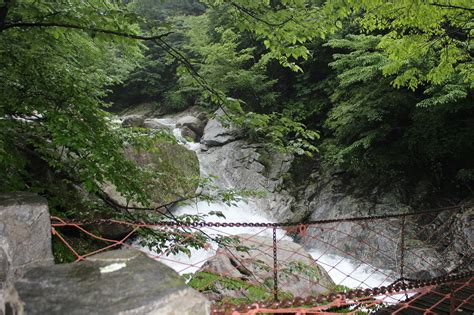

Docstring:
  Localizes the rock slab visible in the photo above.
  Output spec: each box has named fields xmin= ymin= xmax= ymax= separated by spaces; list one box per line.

xmin=176 ymin=116 xmax=206 ymax=138
xmin=200 ymin=109 xmax=239 ymax=147
xmin=199 ymin=234 xmax=334 ymax=299
xmin=15 ymin=249 xmax=210 ymax=315
xmin=0 ymin=192 xmax=54 ymax=280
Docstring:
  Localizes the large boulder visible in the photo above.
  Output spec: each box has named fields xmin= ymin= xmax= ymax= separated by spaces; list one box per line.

xmin=176 ymin=116 xmax=206 ymax=138
xmin=143 ymin=119 xmax=173 ymax=131
xmin=198 ymin=140 xmax=295 ymax=220
xmin=0 ymin=193 xmax=54 ymax=280
xmin=180 ymin=126 xmax=199 ymax=142
xmin=415 ymin=204 xmax=473 ymax=273
xmin=200 ymin=109 xmax=239 ymax=147
xmin=102 ymin=139 xmax=199 ymax=208
xmin=298 ymin=170 xmax=447 ymax=278
xmin=121 ymin=115 xmax=145 ymax=128
xmin=197 ymin=234 xmax=334 ymax=300
xmin=0 ymin=192 xmax=53 ymax=315
xmin=15 ymin=249 xmax=210 ymax=315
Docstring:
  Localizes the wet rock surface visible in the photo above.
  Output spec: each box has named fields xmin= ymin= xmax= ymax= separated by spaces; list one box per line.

xmin=180 ymin=125 xmax=199 ymax=142
xmin=198 ymin=140 xmax=295 ymax=220
xmin=177 ymin=115 xmax=206 ymax=138
xmin=295 ymin=170 xmax=466 ymax=277
xmin=143 ymin=118 xmax=173 ymax=131
xmin=15 ymin=249 xmax=210 ymax=315
xmin=200 ymin=109 xmax=240 ymax=147
xmin=121 ymin=115 xmax=145 ymax=128
xmin=196 ymin=111 xmax=471 ymax=277
xmin=198 ymin=234 xmax=334 ymax=299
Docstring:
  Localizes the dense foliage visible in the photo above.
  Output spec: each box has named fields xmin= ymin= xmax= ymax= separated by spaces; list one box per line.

xmin=0 ymin=0 xmax=154 ymax=208
xmin=1 ymin=0 xmax=472 ymax=248
xmin=116 ymin=0 xmax=473 ymax=195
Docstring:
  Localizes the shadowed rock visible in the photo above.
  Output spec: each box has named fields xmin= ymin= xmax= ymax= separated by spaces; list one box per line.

xmin=177 ymin=116 xmax=206 ymax=137
xmin=0 ymin=193 xmax=54 ymax=279
xmin=15 ymin=249 xmax=210 ymax=315
xmin=198 ymin=234 xmax=334 ymax=300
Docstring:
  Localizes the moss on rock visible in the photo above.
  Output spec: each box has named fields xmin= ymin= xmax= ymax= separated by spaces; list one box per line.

xmin=103 ymin=138 xmax=200 ymax=207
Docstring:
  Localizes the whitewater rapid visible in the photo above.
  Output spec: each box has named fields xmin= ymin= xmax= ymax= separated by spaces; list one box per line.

xmin=137 ymin=118 xmax=396 ymax=292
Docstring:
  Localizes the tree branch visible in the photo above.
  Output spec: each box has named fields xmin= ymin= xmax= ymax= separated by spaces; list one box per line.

xmin=97 ymin=190 xmax=201 ymax=214
xmin=0 ymin=21 xmax=173 ymax=40
xmin=430 ymin=3 xmax=474 ymax=12
xmin=230 ymin=2 xmax=294 ymax=27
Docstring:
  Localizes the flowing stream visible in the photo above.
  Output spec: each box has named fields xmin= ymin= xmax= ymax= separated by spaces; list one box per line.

xmin=137 ymin=117 xmax=396 ymax=293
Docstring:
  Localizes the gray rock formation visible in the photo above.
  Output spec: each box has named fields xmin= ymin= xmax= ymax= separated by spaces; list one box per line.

xmin=200 ymin=110 xmax=239 ymax=147
xmin=102 ymin=139 xmax=199 ymax=208
xmin=296 ymin=170 xmax=447 ymax=278
xmin=121 ymin=115 xmax=145 ymax=128
xmin=198 ymin=140 xmax=295 ymax=220
xmin=0 ymin=193 xmax=54 ymax=315
xmin=451 ymin=206 xmax=473 ymax=268
xmin=0 ymin=193 xmax=54 ymax=279
xmin=15 ymin=249 xmax=210 ymax=315
xmin=180 ymin=126 xmax=199 ymax=142
xmin=176 ymin=116 xmax=206 ymax=137
xmin=415 ymin=205 xmax=473 ymax=273
xmin=143 ymin=118 xmax=173 ymax=131
xmin=197 ymin=113 xmax=463 ymax=277
xmin=198 ymin=234 xmax=334 ymax=300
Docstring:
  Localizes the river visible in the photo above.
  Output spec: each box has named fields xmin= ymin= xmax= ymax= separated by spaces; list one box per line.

xmin=137 ymin=117 xmax=396 ymax=294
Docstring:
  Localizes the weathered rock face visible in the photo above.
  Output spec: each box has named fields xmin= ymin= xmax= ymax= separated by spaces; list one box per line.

xmin=198 ymin=140 xmax=295 ymax=220
xmin=200 ymin=109 xmax=240 ymax=148
xmin=176 ymin=116 xmax=206 ymax=138
xmin=416 ymin=205 xmax=473 ymax=273
xmin=294 ymin=170 xmax=452 ymax=277
xmin=452 ymin=206 xmax=473 ymax=267
xmin=102 ymin=139 xmax=199 ymax=208
xmin=180 ymin=126 xmax=199 ymax=142
xmin=15 ymin=249 xmax=210 ymax=315
xmin=0 ymin=193 xmax=54 ymax=280
xmin=198 ymin=234 xmax=334 ymax=300
xmin=143 ymin=118 xmax=173 ymax=131
xmin=121 ymin=115 xmax=145 ymax=128
xmin=0 ymin=193 xmax=54 ymax=315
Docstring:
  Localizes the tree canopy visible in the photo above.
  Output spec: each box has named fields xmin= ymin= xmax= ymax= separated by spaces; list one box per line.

xmin=1 ymin=0 xmax=473 ymax=225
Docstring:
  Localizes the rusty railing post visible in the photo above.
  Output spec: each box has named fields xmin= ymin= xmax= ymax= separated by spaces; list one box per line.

xmin=273 ymin=226 xmax=279 ymax=302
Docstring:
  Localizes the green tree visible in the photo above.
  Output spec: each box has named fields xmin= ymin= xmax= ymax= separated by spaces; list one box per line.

xmin=206 ymin=0 xmax=473 ymax=89
xmin=170 ymin=13 xmax=278 ymax=111
xmin=108 ymin=0 xmax=206 ymax=111
xmin=0 ymin=0 xmax=171 ymax=210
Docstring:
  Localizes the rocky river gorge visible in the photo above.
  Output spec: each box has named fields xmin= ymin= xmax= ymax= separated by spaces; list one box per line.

xmin=122 ymin=106 xmax=472 ymax=293
xmin=0 ymin=106 xmax=472 ymax=314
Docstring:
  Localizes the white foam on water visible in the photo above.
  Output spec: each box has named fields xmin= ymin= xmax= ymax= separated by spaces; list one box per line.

xmin=308 ymin=249 xmax=394 ymax=289
xmin=140 ymin=198 xmax=288 ymax=275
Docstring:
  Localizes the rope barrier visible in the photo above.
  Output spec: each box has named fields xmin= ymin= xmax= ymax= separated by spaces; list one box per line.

xmin=50 ymin=203 xmax=473 ymax=314
xmin=51 ymin=202 xmax=473 ymax=228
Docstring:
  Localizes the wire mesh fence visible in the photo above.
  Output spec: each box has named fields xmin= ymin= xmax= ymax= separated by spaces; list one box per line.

xmin=51 ymin=205 xmax=473 ymax=314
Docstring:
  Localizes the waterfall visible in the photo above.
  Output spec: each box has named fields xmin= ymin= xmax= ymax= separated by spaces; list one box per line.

xmin=136 ymin=117 xmax=396 ymax=291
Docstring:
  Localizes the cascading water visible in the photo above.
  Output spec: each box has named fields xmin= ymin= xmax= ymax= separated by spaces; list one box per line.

xmin=137 ymin=117 xmax=395 ymax=291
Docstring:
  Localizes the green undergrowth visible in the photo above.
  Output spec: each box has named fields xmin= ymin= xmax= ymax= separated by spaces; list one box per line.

xmin=183 ymin=271 xmax=292 ymax=305
xmin=184 ymin=272 xmax=385 ymax=314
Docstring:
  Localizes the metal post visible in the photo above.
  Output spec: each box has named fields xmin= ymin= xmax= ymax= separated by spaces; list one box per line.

xmin=400 ymin=215 xmax=408 ymax=299
xmin=273 ymin=227 xmax=279 ymax=302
